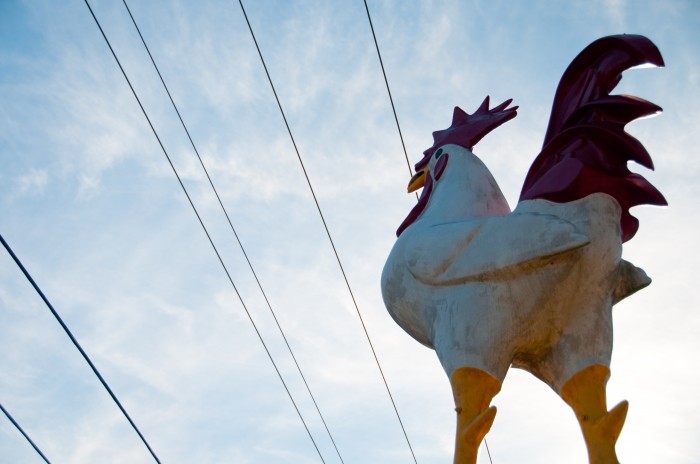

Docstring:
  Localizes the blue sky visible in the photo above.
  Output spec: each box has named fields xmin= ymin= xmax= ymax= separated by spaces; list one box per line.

xmin=2 ymin=1 xmax=699 ymax=463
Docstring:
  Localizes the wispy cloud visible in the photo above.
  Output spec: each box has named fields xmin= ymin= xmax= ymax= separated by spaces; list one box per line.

xmin=16 ymin=168 xmax=48 ymax=195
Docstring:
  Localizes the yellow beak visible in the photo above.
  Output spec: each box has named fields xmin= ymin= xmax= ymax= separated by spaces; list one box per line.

xmin=407 ymin=168 xmax=428 ymax=193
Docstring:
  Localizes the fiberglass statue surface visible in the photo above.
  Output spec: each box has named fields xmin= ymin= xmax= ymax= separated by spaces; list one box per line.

xmin=381 ymin=35 xmax=666 ymax=464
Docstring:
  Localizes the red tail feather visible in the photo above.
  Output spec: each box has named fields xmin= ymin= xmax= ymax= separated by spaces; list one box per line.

xmin=519 ymin=34 xmax=667 ymax=242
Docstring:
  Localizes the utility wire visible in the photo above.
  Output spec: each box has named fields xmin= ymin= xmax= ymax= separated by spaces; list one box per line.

xmin=484 ymin=439 xmax=494 ymax=464
xmin=362 ymin=0 xmax=418 ymax=200
xmin=119 ymin=1 xmax=345 ymax=463
xmin=362 ymin=4 xmax=494 ymax=463
xmin=0 ymin=233 xmax=160 ymax=463
xmin=0 ymin=402 xmax=51 ymax=464
xmin=81 ymin=1 xmax=326 ymax=462
xmin=236 ymin=2 xmax=418 ymax=463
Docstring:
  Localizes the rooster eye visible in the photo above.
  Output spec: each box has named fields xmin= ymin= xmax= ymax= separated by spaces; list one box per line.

xmin=435 ymin=148 xmax=444 ymax=159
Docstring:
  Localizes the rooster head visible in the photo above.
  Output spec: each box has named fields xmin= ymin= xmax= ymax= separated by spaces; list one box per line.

xmin=397 ymin=97 xmax=517 ymax=237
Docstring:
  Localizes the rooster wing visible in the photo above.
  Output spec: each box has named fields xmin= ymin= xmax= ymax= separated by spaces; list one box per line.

xmin=403 ymin=214 xmax=589 ymax=286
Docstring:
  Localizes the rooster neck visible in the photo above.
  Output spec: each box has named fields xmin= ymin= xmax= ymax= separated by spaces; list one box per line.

xmin=420 ymin=145 xmax=511 ymax=224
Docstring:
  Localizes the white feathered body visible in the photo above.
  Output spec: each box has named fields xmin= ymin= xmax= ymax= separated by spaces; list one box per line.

xmin=381 ymin=144 xmax=642 ymax=392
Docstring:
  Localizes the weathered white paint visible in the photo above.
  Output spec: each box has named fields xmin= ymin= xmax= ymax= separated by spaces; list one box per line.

xmin=381 ymin=144 xmax=649 ymax=392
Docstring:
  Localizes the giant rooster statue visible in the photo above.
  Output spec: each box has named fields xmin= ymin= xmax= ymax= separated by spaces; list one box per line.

xmin=381 ymin=35 xmax=666 ymax=464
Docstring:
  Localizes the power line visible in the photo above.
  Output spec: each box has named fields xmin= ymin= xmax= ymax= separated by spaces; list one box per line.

xmin=362 ymin=4 xmax=494 ymax=463
xmin=0 ymin=402 xmax=51 ymax=464
xmin=119 ymin=1 xmax=345 ymax=462
xmin=362 ymin=0 xmax=418 ymax=200
xmin=81 ymin=1 xmax=327 ymax=462
xmin=0 ymin=233 xmax=161 ymax=463
xmin=485 ymin=439 xmax=494 ymax=464
xmin=236 ymin=2 xmax=418 ymax=463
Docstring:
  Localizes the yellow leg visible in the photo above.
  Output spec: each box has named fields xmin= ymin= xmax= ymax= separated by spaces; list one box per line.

xmin=560 ymin=365 xmax=628 ymax=464
xmin=451 ymin=367 xmax=501 ymax=464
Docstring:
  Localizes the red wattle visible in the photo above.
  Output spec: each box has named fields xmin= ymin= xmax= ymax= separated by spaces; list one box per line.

xmin=397 ymin=175 xmax=434 ymax=237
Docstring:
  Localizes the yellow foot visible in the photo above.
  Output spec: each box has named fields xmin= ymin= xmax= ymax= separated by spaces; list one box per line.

xmin=460 ymin=406 xmax=497 ymax=448
xmin=451 ymin=367 xmax=501 ymax=464
xmin=561 ymin=365 xmax=628 ymax=464
xmin=584 ymin=400 xmax=628 ymax=463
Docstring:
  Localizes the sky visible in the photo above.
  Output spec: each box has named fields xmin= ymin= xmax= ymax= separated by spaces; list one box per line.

xmin=1 ymin=0 xmax=699 ymax=463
